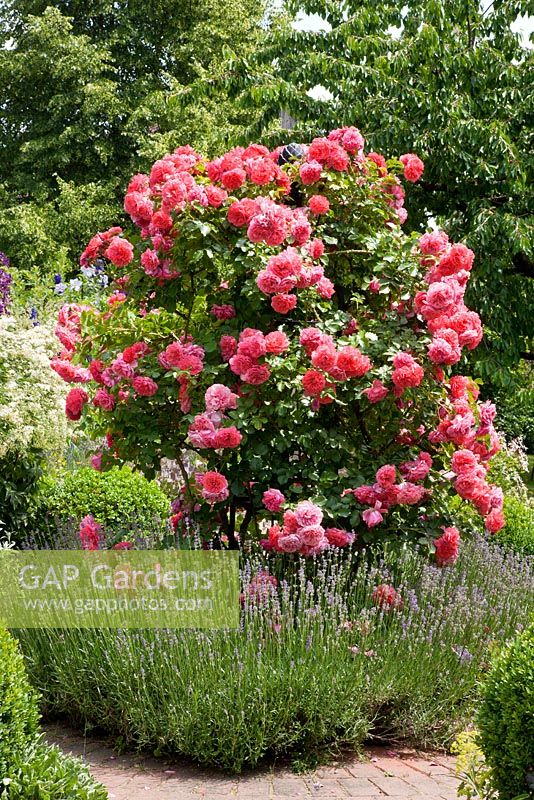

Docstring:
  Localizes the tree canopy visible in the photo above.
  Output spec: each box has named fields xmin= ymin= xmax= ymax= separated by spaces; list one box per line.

xmin=217 ymin=0 xmax=534 ymax=385
xmin=0 ymin=0 xmax=267 ymax=277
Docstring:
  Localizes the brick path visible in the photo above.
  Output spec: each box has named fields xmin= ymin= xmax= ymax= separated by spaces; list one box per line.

xmin=44 ymin=723 xmax=460 ymax=800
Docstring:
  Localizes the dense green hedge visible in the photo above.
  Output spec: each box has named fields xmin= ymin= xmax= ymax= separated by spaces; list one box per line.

xmin=35 ymin=466 xmax=170 ymax=542
xmin=0 ymin=627 xmax=39 ymax=776
xmin=495 ymin=497 xmax=534 ymax=556
xmin=477 ymin=623 xmax=534 ymax=800
xmin=0 ymin=627 xmax=107 ymax=798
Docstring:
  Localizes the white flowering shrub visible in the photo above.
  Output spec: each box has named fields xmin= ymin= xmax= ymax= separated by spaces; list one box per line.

xmin=0 ymin=317 xmax=68 ymax=535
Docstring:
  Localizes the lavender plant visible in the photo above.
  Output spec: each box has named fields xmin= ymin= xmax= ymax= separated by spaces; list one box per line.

xmin=17 ymin=538 xmax=533 ymax=771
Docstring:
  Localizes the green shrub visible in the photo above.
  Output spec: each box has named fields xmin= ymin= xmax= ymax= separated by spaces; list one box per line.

xmin=451 ymin=730 xmax=498 ymax=800
xmin=0 ymin=627 xmax=39 ymax=777
xmin=4 ymin=738 xmax=108 ymax=799
xmin=477 ymin=623 xmax=534 ymax=800
xmin=36 ymin=466 xmax=170 ymax=541
xmin=0 ymin=626 xmax=107 ymax=797
xmin=495 ymin=497 xmax=534 ymax=556
xmin=491 ymin=363 xmax=534 ymax=453
xmin=0 ymin=448 xmax=44 ymax=539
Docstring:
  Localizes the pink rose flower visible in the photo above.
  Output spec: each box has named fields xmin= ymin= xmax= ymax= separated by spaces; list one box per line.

xmin=205 ymin=384 xmax=238 ymax=412
xmin=227 ymin=198 xmax=257 ymax=227
xmin=197 ymin=471 xmax=229 ymax=504
xmin=210 ymin=304 xmax=236 ymax=320
xmin=396 ymin=482 xmax=425 ymax=505
xmin=220 ymin=335 xmax=238 ymax=361
xmin=294 ymin=500 xmax=323 ymax=527
xmin=364 ymin=380 xmax=389 ymax=404
xmin=316 ymin=276 xmax=335 ymax=299
xmin=362 ymin=506 xmax=384 ymax=528
xmin=278 ymin=533 xmax=302 ymax=553
xmin=302 ymin=369 xmax=326 ymax=397
xmin=372 ymin=583 xmax=402 ymax=610
xmin=105 ymin=236 xmax=134 ymax=267
xmin=434 ymin=526 xmax=460 ymax=566
xmin=308 ymin=195 xmax=330 ymax=215
xmin=336 ymin=346 xmax=372 ymax=378
xmin=271 ymin=293 xmax=297 ymax=314
xmin=325 ymin=528 xmax=354 ymax=548
xmin=205 ymin=185 xmax=228 ymax=207
xmin=242 ymin=365 xmax=271 ymax=385
xmin=93 ymin=388 xmax=115 ymax=411
xmin=65 ymin=387 xmax=88 ymax=421
xmin=419 ymin=230 xmax=449 ymax=255
xmin=212 ymin=426 xmax=242 ymax=448
xmin=132 ymin=375 xmax=158 ymax=396
xmin=376 ymin=465 xmax=396 ymax=487
xmin=262 ymin=489 xmax=286 ymax=512
xmin=79 ymin=515 xmax=102 ymax=550
xmin=299 ymin=525 xmax=326 ymax=547
xmin=311 ymin=344 xmax=337 ymax=372
xmin=299 ymin=160 xmax=323 ymax=185
xmin=400 ymin=153 xmax=424 ymax=182
xmin=485 ymin=509 xmax=505 ymax=533
xmin=451 ymin=449 xmax=479 ymax=475
xmin=264 ymin=330 xmax=289 ymax=355
xmin=221 ymin=168 xmax=246 ymax=190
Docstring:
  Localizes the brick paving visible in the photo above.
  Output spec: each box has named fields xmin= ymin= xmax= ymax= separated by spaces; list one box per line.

xmin=44 ymin=722 xmax=460 ymax=800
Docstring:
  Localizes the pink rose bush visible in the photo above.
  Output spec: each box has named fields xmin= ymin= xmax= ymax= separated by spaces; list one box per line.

xmin=52 ymin=126 xmax=503 ymax=559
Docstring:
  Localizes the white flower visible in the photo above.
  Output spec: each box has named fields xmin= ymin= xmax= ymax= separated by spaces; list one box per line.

xmin=69 ymin=278 xmax=82 ymax=291
xmin=0 ymin=317 xmax=68 ymax=460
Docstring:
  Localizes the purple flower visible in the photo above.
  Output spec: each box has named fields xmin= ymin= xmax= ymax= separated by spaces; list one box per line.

xmin=0 ymin=264 xmax=12 ymax=315
xmin=452 ymin=645 xmax=473 ymax=663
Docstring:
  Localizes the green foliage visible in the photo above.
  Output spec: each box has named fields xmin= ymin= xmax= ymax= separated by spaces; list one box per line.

xmin=477 ymin=623 xmax=534 ymax=800
xmin=224 ymin=0 xmax=533 ymax=385
xmin=0 ymin=180 xmax=120 ymax=296
xmin=0 ymin=447 xmax=44 ymax=540
xmin=0 ymin=627 xmax=39 ymax=777
xmin=3 ymin=738 xmax=108 ymax=799
xmin=495 ymin=497 xmax=534 ymax=557
xmin=0 ymin=626 xmax=107 ymax=798
xmin=36 ymin=466 xmax=170 ymax=539
xmin=490 ymin=362 xmax=534 ymax=453
xmin=0 ymin=0 xmax=267 ymax=281
xmin=451 ymin=730 xmax=498 ymax=800
xmin=17 ymin=539 xmax=534 ymax=770
xmin=0 ymin=8 xmax=122 ymax=195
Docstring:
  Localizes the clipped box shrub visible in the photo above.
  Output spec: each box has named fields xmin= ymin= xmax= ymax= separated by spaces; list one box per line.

xmin=0 ymin=626 xmax=39 ymax=777
xmin=495 ymin=496 xmax=534 ymax=556
xmin=477 ymin=622 xmax=534 ymax=800
xmin=0 ymin=626 xmax=107 ymax=797
xmin=36 ymin=465 xmax=170 ymax=539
